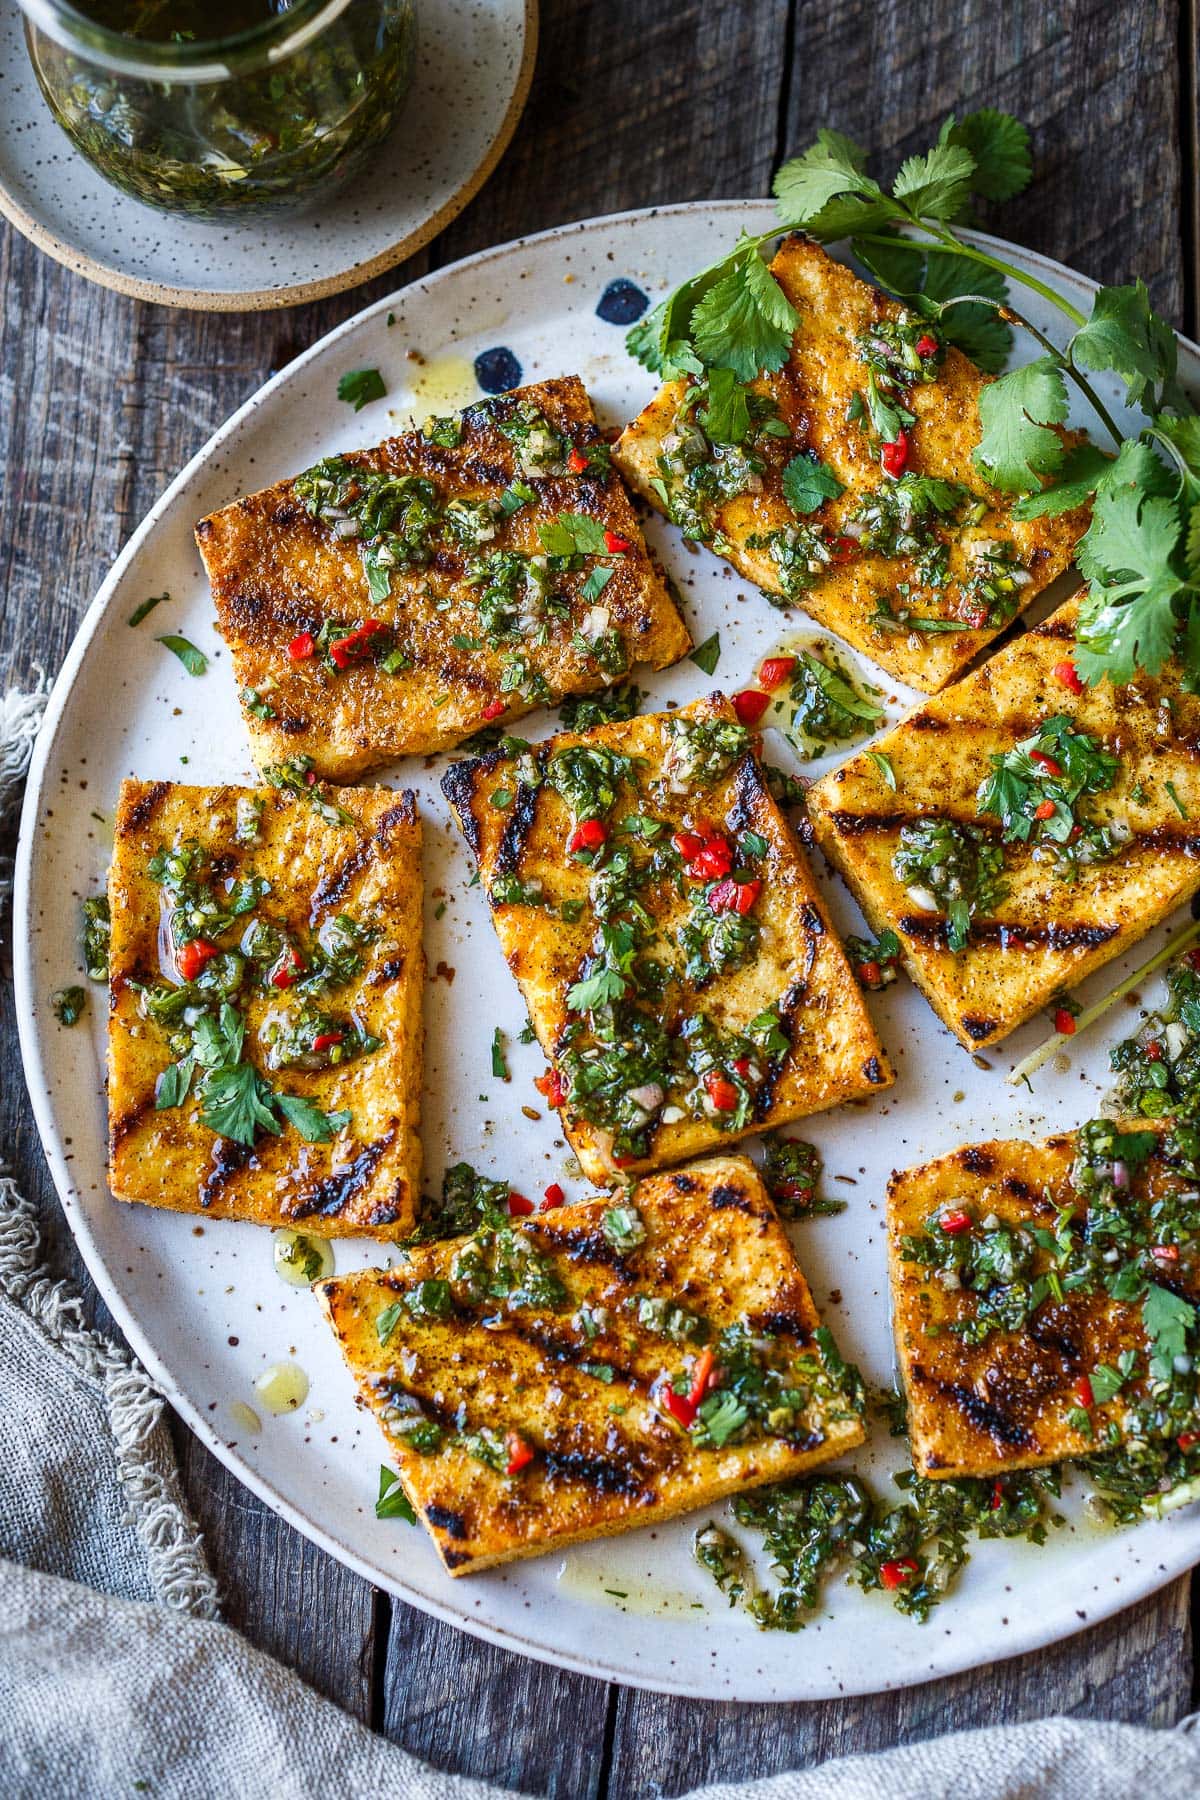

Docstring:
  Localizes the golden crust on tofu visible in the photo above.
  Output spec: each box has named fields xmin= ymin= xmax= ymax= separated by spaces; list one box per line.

xmin=888 ymin=1127 xmax=1197 ymax=1479
xmin=107 ymin=778 xmax=423 ymax=1237
xmin=807 ymin=595 xmax=1200 ymax=1052
xmin=441 ymin=694 xmax=891 ymax=1186
xmin=318 ymin=1154 xmax=865 ymax=1573
xmin=196 ymin=375 xmax=690 ymax=781
xmin=613 ymin=236 xmax=1088 ymax=693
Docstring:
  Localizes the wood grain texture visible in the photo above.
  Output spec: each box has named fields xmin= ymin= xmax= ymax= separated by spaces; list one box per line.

xmin=0 ymin=0 xmax=1197 ymax=1784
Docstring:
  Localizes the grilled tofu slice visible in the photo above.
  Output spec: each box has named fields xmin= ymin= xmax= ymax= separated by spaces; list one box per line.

xmin=613 ymin=236 xmax=1088 ymax=693
xmin=195 ymin=376 xmax=690 ymax=781
xmin=889 ymin=1125 xmax=1199 ymax=1479
xmin=318 ymin=1154 xmax=866 ymax=1573
xmin=807 ymin=595 xmax=1200 ymax=1052
xmin=107 ymin=778 xmax=423 ymax=1237
xmin=441 ymin=693 xmax=892 ymax=1185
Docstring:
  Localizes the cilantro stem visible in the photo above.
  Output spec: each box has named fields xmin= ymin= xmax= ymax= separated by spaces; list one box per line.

xmin=920 ymin=223 xmax=1089 ymax=330
xmin=1006 ymin=916 xmax=1200 ymax=1087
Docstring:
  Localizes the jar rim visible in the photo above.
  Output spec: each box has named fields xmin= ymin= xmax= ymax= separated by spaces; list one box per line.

xmin=17 ymin=0 xmax=356 ymax=79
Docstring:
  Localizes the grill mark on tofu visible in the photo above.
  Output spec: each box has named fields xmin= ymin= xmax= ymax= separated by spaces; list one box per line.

xmin=494 ymin=782 xmax=540 ymax=878
xmin=920 ymin=1369 xmax=1036 ymax=1450
xmin=543 ymin=1445 xmax=658 ymax=1500
xmin=898 ymin=914 xmax=1121 ymax=953
xmin=109 ymin=1098 xmax=153 ymax=1154
xmin=288 ymin=1131 xmax=394 ymax=1220
xmin=121 ymin=781 xmax=171 ymax=836
xmin=961 ymin=1015 xmax=1000 ymax=1042
xmin=440 ymin=760 xmax=483 ymax=857
xmin=531 ymin=1221 xmax=640 ymax=1279
xmin=709 ymin=1183 xmax=755 ymax=1213
xmin=426 ymin=1503 xmax=470 ymax=1540
xmin=747 ymin=1308 xmax=815 ymax=1345
xmin=959 ymin=1147 xmax=995 ymax=1175
xmin=754 ymin=959 xmax=816 ymax=1119
xmin=307 ymin=798 xmax=416 ymax=920
xmin=200 ymin=1136 xmax=254 ymax=1208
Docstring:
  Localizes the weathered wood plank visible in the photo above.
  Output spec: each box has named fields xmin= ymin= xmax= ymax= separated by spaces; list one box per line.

xmin=380 ymin=1597 xmax=612 ymax=1795
xmin=605 ymin=1582 xmax=1192 ymax=1797
xmin=783 ymin=0 xmax=1186 ymax=323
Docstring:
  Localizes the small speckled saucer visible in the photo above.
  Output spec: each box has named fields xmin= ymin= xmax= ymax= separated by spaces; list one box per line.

xmin=0 ymin=0 xmax=535 ymax=311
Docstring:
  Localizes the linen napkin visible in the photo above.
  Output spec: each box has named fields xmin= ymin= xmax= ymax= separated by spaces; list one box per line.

xmin=3 ymin=680 xmax=1199 ymax=1799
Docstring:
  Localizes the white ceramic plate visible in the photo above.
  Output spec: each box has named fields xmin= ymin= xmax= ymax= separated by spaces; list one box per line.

xmin=16 ymin=202 xmax=1200 ymax=1700
xmin=0 ymin=0 xmax=534 ymax=310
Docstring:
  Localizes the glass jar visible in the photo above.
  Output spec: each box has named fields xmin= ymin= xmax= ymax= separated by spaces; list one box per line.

xmin=19 ymin=0 xmax=418 ymax=220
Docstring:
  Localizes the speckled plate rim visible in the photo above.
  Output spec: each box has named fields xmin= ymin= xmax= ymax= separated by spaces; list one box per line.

xmin=14 ymin=203 xmax=1200 ymax=1699
xmin=0 ymin=0 xmax=537 ymax=312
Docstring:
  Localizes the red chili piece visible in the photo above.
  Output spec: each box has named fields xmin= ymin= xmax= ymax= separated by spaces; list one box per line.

xmin=686 ymin=836 xmax=735 ymax=883
xmin=542 ymin=1183 xmax=565 ymax=1210
xmin=1153 ymin=1244 xmax=1180 ymax=1263
xmin=535 ymin=1069 xmax=567 ymax=1109
xmin=329 ymin=620 xmax=386 ymax=670
xmin=990 ymin=1480 xmax=1005 ymax=1511
xmin=270 ymin=946 xmax=305 ymax=989
xmin=707 ymin=877 xmax=760 ymax=915
xmin=1053 ymin=659 xmax=1085 ymax=695
xmin=177 ymin=938 xmax=218 ymax=982
xmin=880 ymin=1558 xmax=919 ymax=1590
xmin=1178 ymin=1431 xmax=1200 ymax=1451
xmin=880 ymin=431 xmax=908 ymax=477
xmin=758 ymin=655 xmax=797 ymax=690
xmin=915 ymin=334 xmax=939 ymax=358
xmin=603 ymin=529 xmax=631 ymax=554
xmin=481 ymin=697 xmax=507 ymax=721
xmin=662 ymin=1387 xmax=697 ymax=1428
xmin=828 ymin=536 xmax=862 ymax=563
xmin=939 ymin=1209 xmax=972 ymax=1236
xmin=672 ymin=831 xmax=705 ymax=860
xmin=1074 ymin=1375 xmax=1095 ymax=1410
xmin=1054 ymin=1009 xmax=1077 ymax=1036
xmin=1034 ymin=799 xmax=1057 ymax=821
xmin=287 ymin=631 xmax=316 ymax=662
xmin=858 ymin=960 xmax=882 ymax=988
xmin=704 ymin=1072 xmax=739 ymax=1112
xmin=733 ymin=688 xmax=771 ymax=727
xmin=688 ymin=1347 xmax=716 ymax=1410
xmin=1145 ymin=1040 xmax=1163 ymax=1062
xmin=732 ymin=1057 xmax=752 ymax=1078
xmin=311 ymin=1031 xmax=344 ymax=1053
xmin=1031 ymin=750 xmax=1062 ymax=777
xmin=505 ymin=1432 xmax=535 ymax=1474
xmin=567 ymin=446 xmax=589 ymax=473
xmin=507 ymin=1191 xmax=535 ymax=1217
xmin=568 ymin=818 xmax=608 ymax=854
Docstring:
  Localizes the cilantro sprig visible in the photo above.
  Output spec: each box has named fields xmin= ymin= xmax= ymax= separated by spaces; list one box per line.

xmin=628 ymin=109 xmax=1199 ymax=688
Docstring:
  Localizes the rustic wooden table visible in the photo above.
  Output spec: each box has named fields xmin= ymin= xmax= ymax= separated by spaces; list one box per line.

xmin=2 ymin=1 xmax=1197 ymax=1790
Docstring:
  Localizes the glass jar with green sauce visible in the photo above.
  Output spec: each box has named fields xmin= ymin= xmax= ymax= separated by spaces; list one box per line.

xmin=19 ymin=0 xmax=418 ymax=219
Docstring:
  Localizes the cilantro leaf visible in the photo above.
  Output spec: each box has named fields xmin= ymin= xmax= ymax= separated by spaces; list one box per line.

xmin=156 ymin=1057 xmax=195 ymax=1110
xmin=850 ymin=239 xmax=1012 ymax=373
xmin=376 ymin=1466 xmax=418 ymax=1523
xmin=972 ymin=357 xmax=1069 ymax=492
xmin=580 ymin=565 xmax=615 ymax=604
xmin=700 ymin=368 xmax=751 ymax=444
xmin=773 ymin=130 xmax=880 ymax=224
xmin=156 ymin=634 xmax=208 ymax=677
xmin=362 ymin=547 xmax=393 ymax=604
xmin=199 ymin=1063 xmax=281 ymax=1146
xmin=1143 ymin=1283 xmax=1195 ymax=1384
xmin=1071 ymin=281 xmax=1186 ymax=414
xmin=539 ymin=512 xmax=610 ymax=556
xmin=868 ymin=749 xmax=897 ymax=790
xmin=1012 ymin=442 xmax=1112 ymax=519
xmin=567 ymin=967 xmax=629 ymax=1012
xmin=688 ymin=631 xmax=721 ymax=676
xmin=1075 ymin=473 xmax=1186 ymax=682
xmin=781 ymin=452 xmax=845 ymax=516
xmin=941 ymin=111 xmax=1032 ymax=202
xmin=891 ymin=142 xmax=976 ymax=221
xmin=129 ymin=592 xmax=169 ymax=628
xmin=274 ymin=1094 xmax=352 ymax=1142
xmin=337 ymin=368 xmax=386 ymax=411
xmin=691 ymin=242 xmax=799 ymax=382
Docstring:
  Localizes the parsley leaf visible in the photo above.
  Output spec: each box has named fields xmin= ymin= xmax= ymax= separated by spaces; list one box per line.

xmin=156 ymin=635 xmax=208 ymax=677
xmin=156 ymin=1058 xmax=195 ymax=1110
xmin=539 ymin=512 xmax=609 ymax=556
xmin=199 ymin=1063 xmax=281 ymax=1146
xmin=691 ymin=240 xmax=799 ymax=382
xmin=337 ymin=368 xmax=387 ymax=411
xmin=689 ymin=631 xmax=721 ymax=676
xmin=274 ymin=1094 xmax=352 ymax=1142
xmin=1143 ymin=1283 xmax=1196 ymax=1384
xmin=781 ymin=452 xmax=845 ymax=516
xmin=972 ymin=358 xmax=1069 ymax=492
xmin=566 ymin=967 xmax=629 ymax=1012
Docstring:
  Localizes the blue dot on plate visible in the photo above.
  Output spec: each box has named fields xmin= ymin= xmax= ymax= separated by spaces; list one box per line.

xmin=596 ymin=279 xmax=649 ymax=326
xmin=474 ymin=346 xmax=522 ymax=394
